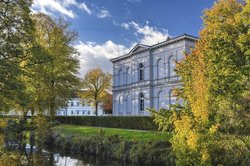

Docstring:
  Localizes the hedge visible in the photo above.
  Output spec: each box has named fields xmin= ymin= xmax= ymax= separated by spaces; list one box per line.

xmin=55 ymin=116 xmax=158 ymax=130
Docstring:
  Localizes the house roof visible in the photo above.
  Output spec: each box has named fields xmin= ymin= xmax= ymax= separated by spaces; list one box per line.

xmin=110 ymin=34 xmax=198 ymax=63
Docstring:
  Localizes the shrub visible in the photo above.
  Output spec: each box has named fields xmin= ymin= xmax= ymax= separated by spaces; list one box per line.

xmin=55 ymin=116 xmax=158 ymax=130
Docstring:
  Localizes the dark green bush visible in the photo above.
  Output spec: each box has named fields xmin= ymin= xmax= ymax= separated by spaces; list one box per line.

xmin=55 ymin=116 xmax=158 ymax=130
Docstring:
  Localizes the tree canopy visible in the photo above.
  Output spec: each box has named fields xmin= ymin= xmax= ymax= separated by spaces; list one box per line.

xmin=0 ymin=0 xmax=33 ymax=111
xmin=20 ymin=13 xmax=80 ymax=118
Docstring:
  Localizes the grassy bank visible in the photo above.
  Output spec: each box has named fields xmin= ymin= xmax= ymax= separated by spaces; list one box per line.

xmin=54 ymin=125 xmax=171 ymax=141
xmin=47 ymin=125 xmax=174 ymax=165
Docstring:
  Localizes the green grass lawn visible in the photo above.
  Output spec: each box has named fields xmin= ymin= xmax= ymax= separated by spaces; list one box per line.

xmin=54 ymin=125 xmax=171 ymax=141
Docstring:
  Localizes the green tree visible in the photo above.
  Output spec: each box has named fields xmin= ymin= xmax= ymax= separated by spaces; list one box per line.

xmin=80 ymin=68 xmax=112 ymax=116
xmin=151 ymin=0 xmax=250 ymax=165
xmin=20 ymin=13 xmax=80 ymax=118
xmin=0 ymin=0 xmax=33 ymax=111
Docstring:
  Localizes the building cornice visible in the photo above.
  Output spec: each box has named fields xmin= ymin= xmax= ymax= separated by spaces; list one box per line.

xmin=110 ymin=34 xmax=198 ymax=63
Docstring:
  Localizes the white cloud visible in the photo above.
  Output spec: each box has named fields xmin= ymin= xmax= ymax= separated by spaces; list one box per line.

xmin=32 ymin=0 xmax=75 ymax=18
xmin=121 ymin=23 xmax=130 ymax=30
xmin=112 ymin=20 xmax=119 ymax=26
xmin=97 ymin=8 xmax=111 ymax=18
xmin=76 ymin=21 xmax=169 ymax=76
xmin=75 ymin=41 xmax=132 ymax=76
xmin=129 ymin=21 xmax=169 ymax=45
xmin=31 ymin=0 xmax=92 ymax=18
xmin=79 ymin=3 xmax=92 ymax=15
xmin=62 ymin=0 xmax=77 ymax=6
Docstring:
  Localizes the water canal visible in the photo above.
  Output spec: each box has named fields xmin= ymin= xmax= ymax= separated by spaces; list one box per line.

xmin=0 ymin=134 xmax=135 ymax=166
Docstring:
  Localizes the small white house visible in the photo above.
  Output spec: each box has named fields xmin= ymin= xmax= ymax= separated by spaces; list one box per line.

xmin=56 ymin=98 xmax=105 ymax=116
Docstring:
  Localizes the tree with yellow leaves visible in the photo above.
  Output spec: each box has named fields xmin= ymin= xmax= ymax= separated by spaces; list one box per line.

xmin=80 ymin=68 xmax=112 ymax=116
xmin=151 ymin=0 xmax=250 ymax=165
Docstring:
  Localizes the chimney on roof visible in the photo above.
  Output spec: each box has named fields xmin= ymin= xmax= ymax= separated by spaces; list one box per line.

xmin=166 ymin=36 xmax=171 ymax=41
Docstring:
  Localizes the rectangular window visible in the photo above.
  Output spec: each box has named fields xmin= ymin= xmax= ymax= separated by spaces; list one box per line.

xmin=77 ymin=102 xmax=80 ymax=106
xmin=71 ymin=102 xmax=74 ymax=106
xmin=140 ymin=70 xmax=143 ymax=81
xmin=77 ymin=110 xmax=79 ymax=115
xmin=140 ymin=100 xmax=144 ymax=111
xmin=71 ymin=110 xmax=73 ymax=114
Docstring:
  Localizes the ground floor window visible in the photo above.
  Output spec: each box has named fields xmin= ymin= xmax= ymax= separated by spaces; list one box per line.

xmin=139 ymin=93 xmax=144 ymax=111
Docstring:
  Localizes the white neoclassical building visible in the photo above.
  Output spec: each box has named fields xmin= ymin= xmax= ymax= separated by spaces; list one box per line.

xmin=111 ymin=34 xmax=197 ymax=116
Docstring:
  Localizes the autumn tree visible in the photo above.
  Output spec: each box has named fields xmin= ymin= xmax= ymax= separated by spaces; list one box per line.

xmin=151 ymin=0 xmax=250 ymax=165
xmin=100 ymin=92 xmax=113 ymax=114
xmin=80 ymin=68 xmax=112 ymax=116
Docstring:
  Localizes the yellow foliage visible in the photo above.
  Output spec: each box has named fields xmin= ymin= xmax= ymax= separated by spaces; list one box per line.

xmin=0 ymin=119 xmax=7 ymax=128
xmin=201 ymin=149 xmax=210 ymax=163
xmin=174 ymin=115 xmax=192 ymax=136
xmin=209 ymin=124 xmax=219 ymax=135
xmin=187 ymin=131 xmax=198 ymax=150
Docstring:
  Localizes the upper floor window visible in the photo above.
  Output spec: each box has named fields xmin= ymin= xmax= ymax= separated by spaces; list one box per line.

xmin=70 ymin=101 xmax=74 ymax=106
xmin=82 ymin=101 xmax=85 ymax=107
xmin=118 ymin=69 xmax=123 ymax=85
xmin=139 ymin=63 xmax=144 ymax=81
xmin=139 ymin=93 xmax=144 ymax=111
xmin=126 ymin=67 xmax=130 ymax=84
xmin=76 ymin=102 xmax=80 ymax=106
xmin=168 ymin=56 xmax=176 ymax=77
xmin=157 ymin=59 xmax=164 ymax=79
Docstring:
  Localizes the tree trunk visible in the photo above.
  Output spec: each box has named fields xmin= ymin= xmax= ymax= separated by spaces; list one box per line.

xmin=95 ymin=101 xmax=98 ymax=116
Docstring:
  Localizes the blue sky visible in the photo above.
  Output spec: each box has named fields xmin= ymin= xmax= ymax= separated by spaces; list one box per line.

xmin=32 ymin=0 xmax=216 ymax=76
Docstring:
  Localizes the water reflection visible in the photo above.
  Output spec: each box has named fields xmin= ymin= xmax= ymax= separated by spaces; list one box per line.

xmin=0 ymin=134 xmax=132 ymax=166
xmin=54 ymin=155 xmax=90 ymax=166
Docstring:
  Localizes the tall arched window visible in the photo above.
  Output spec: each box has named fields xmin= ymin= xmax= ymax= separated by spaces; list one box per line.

xmin=118 ymin=69 xmax=123 ymax=85
xmin=168 ymin=56 xmax=176 ymax=77
xmin=169 ymin=90 xmax=176 ymax=105
xmin=157 ymin=59 xmax=164 ymax=79
xmin=119 ymin=95 xmax=123 ymax=113
xmin=158 ymin=91 xmax=165 ymax=110
xmin=126 ymin=94 xmax=132 ymax=114
xmin=139 ymin=93 xmax=144 ymax=111
xmin=126 ymin=67 xmax=130 ymax=84
xmin=139 ymin=63 xmax=144 ymax=81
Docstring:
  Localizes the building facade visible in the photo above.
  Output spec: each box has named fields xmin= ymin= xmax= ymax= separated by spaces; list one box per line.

xmin=2 ymin=98 xmax=106 ymax=117
xmin=111 ymin=34 xmax=197 ymax=116
xmin=56 ymin=98 xmax=105 ymax=116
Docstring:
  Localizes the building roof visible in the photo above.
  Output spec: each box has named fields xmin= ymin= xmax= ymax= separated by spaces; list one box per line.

xmin=110 ymin=34 xmax=198 ymax=63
